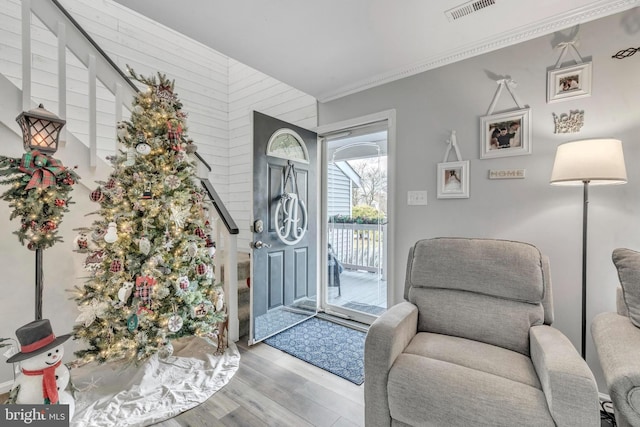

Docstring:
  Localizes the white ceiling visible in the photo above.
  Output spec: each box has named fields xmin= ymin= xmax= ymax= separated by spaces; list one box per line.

xmin=113 ymin=0 xmax=638 ymax=102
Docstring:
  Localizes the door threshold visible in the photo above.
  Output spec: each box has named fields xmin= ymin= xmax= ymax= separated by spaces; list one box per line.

xmin=316 ymin=312 xmax=369 ymax=333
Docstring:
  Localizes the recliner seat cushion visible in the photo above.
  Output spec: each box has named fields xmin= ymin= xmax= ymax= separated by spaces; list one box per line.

xmin=388 ymin=353 xmax=554 ymax=427
xmin=404 ymin=332 xmax=541 ymax=389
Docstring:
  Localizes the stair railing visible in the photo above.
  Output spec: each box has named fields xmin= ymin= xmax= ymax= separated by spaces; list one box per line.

xmin=16 ymin=0 xmax=241 ymax=341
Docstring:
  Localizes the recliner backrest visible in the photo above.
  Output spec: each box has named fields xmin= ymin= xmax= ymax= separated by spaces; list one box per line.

xmin=405 ymin=237 xmax=551 ymax=355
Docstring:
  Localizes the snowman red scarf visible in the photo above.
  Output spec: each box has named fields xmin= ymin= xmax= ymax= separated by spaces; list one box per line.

xmin=22 ymin=360 xmax=62 ymax=404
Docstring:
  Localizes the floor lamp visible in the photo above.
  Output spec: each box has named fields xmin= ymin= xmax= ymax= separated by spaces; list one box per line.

xmin=550 ymin=138 xmax=627 ymax=358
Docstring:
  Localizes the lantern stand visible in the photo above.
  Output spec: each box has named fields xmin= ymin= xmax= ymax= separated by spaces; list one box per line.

xmin=15 ymin=104 xmax=66 ymax=320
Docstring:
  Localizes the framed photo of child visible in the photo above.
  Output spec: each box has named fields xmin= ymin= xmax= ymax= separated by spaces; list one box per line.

xmin=437 ymin=160 xmax=469 ymax=199
xmin=547 ymin=62 xmax=592 ymax=104
xmin=480 ymin=108 xmax=532 ymax=159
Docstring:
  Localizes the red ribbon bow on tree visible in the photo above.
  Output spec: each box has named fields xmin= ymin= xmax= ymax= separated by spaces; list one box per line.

xmin=19 ymin=150 xmax=66 ymax=190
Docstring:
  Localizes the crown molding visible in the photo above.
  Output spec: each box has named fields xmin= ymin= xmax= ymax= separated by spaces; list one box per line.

xmin=318 ymin=0 xmax=640 ymax=103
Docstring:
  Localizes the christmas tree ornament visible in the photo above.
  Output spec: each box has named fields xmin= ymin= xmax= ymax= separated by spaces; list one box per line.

xmin=193 ymin=302 xmax=209 ymax=318
xmin=116 ymin=122 xmax=130 ymax=141
xmin=141 ymin=183 xmax=153 ymax=199
xmin=167 ymin=311 xmax=183 ymax=333
xmin=110 ymin=259 xmax=123 ymax=273
xmin=110 ymin=187 xmax=124 ymax=203
xmin=175 ymin=151 xmax=187 ymax=163
xmin=127 ymin=313 xmax=139 ymax=331
xmin=90 ymin=187 xmax=104 ymax=203
xmin=75 ymin=300 xmax=109 ymax=327
xmin=187 ymin=241 xmax=198 ymax=257
xmin=135 ymin=275 xmax=157 ymax=309
xmin=176 ymin=276 xmax=190 ymax=291
xmin=194 ymin=227 xmax=206 ymax=239
xmin=117 ymin=281 xmax=134 ymax=305
xmin=54 ymin=198 xmax=66 ymax=207
xmin=124 ymin=147 xmax=136 ymax=167
xmin=136 ymin=142 xmax=151 ymax=155
xmin=205 ymin=235 xmax=215 ymax=248
xmin=73 ymin=233 xmax=89 ymax=251
xmin=132 ymin=104 xmax=144 ymax=115
xmin=196 ymin=263 xmax=208 ymax=276
xmin=105 ymin=178 xmax=117 ymax=189
xmin=104 ymin=222 xmax=118 ymax=243
xmin=138 ymin=236 xmax=151 ymax=255
xmin=164 ymin=174 xmax=180 ymax=190
xmin=170 ymin=205 xmax=190 ymax=228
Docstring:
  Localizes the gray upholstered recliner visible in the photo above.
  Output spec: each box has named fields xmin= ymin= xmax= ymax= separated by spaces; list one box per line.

xmin=592 ymin=248 xmax=640 ymax=427
xmin=365 ymin=237 xmax=599 ymax=427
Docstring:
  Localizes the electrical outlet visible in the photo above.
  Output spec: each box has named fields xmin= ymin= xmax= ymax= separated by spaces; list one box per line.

xmin=407 ymin=190 xmax=428 ymax=205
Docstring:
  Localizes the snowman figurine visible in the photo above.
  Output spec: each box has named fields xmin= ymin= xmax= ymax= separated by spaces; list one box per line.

xmin=6 ymin=319 xmax=75 ymax=419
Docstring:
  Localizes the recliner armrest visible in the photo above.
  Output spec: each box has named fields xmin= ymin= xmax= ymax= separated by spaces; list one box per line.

xmin=592 ymin=312 xmax=640 ymax=427
xmin=364 ymin=301 xmax=418 ymax=427
xmin=530 ymin=325 xmax=600 ymax=427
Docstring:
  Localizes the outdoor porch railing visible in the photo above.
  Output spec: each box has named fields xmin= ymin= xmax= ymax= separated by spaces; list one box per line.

xmin=328 ymin=222 xmax=387 ymax=279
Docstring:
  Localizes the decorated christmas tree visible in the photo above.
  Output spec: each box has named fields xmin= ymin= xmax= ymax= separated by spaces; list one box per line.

xmin=72 ymin=70 xmax=225 ymax=364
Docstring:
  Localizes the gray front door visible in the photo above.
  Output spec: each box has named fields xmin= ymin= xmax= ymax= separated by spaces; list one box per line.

xmin=251 ymin=111 xmax=317 ymax=343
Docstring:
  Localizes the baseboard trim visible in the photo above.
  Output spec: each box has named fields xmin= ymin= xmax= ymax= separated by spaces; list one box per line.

xmin=0 ymin=380 xmax=13 ymax=394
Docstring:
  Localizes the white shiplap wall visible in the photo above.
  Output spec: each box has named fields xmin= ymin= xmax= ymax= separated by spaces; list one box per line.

xmin=56 ymin=0 xmax=230 ymax=197
xmin=228 ymin=58 xmax=317 ymax=250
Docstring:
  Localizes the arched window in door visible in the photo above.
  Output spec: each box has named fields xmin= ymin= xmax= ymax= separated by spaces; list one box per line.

xmin=266 ymin=128 xmax=309 ymax=163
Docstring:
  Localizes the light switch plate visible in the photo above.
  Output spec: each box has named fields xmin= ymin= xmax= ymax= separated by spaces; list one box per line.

xmin=408 ymin=190 xmax=428 ymax=205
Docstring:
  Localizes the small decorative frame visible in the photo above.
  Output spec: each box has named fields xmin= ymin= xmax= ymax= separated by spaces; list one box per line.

xmin=480 ymin=108 xmax=531 ymax=159
xmin=547 ymin=62 xmax=592 ymax=103
xmin=437 ymin=160 xmax=469 ymax=199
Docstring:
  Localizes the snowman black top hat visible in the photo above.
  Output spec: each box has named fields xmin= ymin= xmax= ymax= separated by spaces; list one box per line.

xmin=6 ymin=319 xmax=71 ymax=363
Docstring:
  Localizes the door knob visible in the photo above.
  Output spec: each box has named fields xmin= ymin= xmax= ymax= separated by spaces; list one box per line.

xmin=251 ymin=240 xmax=271 ymax=249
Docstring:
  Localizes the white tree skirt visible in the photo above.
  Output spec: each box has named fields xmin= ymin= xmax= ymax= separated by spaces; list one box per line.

xmin=70 ymin=337 xmax=240 ymax=427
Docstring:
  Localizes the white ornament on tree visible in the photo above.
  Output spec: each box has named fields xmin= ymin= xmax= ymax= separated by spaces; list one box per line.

xmin=117 ymin=281 xmax=134 ymax=305
xmin=124 ymin=147 xmax=136 ymax=167
xmin=76 ymin=299 xmax=109 ymax=327
xmin=104 ymin=222 xmax=118 ymax=243
xmin=167 ymin=314 xmax=183 ymax=333
xmin=139 ymin=236 xmax=151 ymax=255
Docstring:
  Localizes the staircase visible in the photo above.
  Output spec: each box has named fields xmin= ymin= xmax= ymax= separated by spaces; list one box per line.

xmin=0 ymin=0 xmax=243 ymax=341
xmin=222 ymin=253 xmax=251 ymax=338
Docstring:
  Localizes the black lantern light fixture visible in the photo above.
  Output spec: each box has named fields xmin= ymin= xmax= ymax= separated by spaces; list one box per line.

xmin=16 ymin=103 xmax=65 ymax=155
xmin=15 ymin=103 xmax=66 ymax=320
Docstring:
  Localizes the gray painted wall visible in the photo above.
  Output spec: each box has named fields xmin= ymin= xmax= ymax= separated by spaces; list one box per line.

xmin=319 ymin=8 xmax=640 ymax=390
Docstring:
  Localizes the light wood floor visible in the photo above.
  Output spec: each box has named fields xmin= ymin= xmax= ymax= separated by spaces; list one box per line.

xmin=155 ymin=338 xmax=365 ymax=427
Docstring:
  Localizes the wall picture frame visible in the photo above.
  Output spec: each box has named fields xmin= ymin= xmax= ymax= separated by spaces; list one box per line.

xmin=480 ymin=108 xmax=531 ymax=159
xmin=547 ymin=62 xmax=592 ymax=103
xmin=437 ymin=160 xmax=469 ymax=199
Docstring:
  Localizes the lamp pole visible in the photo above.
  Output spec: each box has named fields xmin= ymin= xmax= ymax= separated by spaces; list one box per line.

xmin=35 ymin=248 xmax=43 ymax=320
xmin=581 ymin=180 xmax=589 ymax=359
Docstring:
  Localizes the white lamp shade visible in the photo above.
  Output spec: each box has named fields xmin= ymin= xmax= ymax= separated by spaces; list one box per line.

xmin=550 ymin=138 xmax=627 ymax=186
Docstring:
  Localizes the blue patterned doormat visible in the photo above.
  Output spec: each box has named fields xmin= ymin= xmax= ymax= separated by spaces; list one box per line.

xmin=264 ymin=317 xmax=366 ymax=385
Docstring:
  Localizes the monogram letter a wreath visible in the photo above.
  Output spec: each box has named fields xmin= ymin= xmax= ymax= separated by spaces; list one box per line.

xmin=0 ymin=151 xmax=80 ymax=250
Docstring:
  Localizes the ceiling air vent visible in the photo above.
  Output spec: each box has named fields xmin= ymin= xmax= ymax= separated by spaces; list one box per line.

xmin=445 ymin=0 xmax=496 ymax=21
